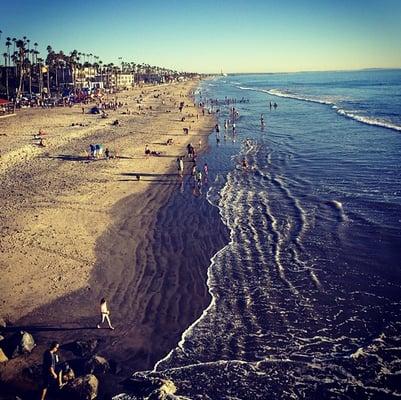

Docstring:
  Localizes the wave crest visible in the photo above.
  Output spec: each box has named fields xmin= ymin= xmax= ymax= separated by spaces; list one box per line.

xmin=237 ymin=86 xmax=401 ymax=132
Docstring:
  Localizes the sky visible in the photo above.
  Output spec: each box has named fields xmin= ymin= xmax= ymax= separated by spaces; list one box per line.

xmin=2 ymin=0 xmax=401 ymax=73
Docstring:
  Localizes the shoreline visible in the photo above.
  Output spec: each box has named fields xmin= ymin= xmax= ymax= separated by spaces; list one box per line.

xmin=0 ymin=79 xmax=229 ymax=397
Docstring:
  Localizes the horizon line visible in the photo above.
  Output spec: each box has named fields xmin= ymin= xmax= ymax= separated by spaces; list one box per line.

xmin=205 ymin=67 xmax=401 ymax=75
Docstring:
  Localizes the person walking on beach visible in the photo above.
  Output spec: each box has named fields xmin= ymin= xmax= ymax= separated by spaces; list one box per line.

xmin=203 ymin=163 xmax=208 ymax=176
xmin=40 ymin=341 xmax=60 ymax=400
xmin=177 ymin=156 xmax=184 ymax=177
xmin=97 ymin=298 xmax=115 ymax=330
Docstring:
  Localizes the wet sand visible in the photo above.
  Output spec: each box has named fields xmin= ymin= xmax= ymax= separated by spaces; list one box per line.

xmin=0 ymin=80 xmax=228 ymax=396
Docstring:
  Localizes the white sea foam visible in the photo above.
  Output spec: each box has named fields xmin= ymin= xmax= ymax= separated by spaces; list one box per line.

xmin=266 ymin=88 xmax=335 ymax=105
xmin=236 ymin=85 xmax=401 ymax=132
xmin=336 ymin=108 xmax=401 ymax=132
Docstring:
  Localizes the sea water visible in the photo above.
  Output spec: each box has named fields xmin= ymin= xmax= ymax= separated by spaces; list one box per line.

xmin=120 ymin=70 xmax=401 ymax=399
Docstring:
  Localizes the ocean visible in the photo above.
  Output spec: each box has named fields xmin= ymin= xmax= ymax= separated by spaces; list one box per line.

xmin=118 ymin=70 xmax=401 ymax=399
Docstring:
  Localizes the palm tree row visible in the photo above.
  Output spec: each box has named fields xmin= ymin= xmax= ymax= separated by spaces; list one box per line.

xmin=1 ymin=32 xmax=201 ymax=101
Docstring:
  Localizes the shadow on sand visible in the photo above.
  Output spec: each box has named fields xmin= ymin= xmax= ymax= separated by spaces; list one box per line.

xmin=2 ymin=325 xmax=96 ymax=333
xmin=119 ymin=172 xmax=179 ymax=183
xmin=42 ymin=154 xmax=135 ymax=162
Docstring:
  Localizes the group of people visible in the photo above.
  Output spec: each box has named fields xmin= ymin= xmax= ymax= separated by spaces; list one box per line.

xmin=89 ymin=143 xmax=104 ymax=158
xmin=40 ymin=298 xmax=114 ymax=399
xmin=144 ymin=144 xmax=161 ymax=157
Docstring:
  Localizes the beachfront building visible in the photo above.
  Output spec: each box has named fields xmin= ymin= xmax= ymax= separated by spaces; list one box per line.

xmin=74 ymin=66 xmax=97 ymax=89
xmin=104 ymin=72 xmax=134 ymax=89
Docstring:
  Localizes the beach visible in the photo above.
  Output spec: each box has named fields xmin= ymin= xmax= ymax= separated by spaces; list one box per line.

xmin=0 ymin=79 xmax=228 ymax=395
xmin=2 ymin=70 xmax=400 ymax=399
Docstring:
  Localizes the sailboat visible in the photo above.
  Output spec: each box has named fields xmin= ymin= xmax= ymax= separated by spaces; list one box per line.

xmin=221 ymin=69 xmax=228 ymax=77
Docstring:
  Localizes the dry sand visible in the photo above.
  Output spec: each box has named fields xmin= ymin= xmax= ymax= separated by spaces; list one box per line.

xmin=0 ymin=80 xmax=229 ymax=395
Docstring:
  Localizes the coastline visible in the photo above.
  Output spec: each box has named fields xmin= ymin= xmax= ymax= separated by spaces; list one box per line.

xmin=0 ymin=78 xmax=229 ymax=396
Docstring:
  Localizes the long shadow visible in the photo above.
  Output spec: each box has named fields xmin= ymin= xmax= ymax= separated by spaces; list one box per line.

xmin=118 ymin=179 xmax=178 ymax=184
xmin=120 ymin=172 xmax=178 ymax=177
xmin=42 ymin=155 xmax=135 ymax=162
xmin=149 ymin=154 xmax=178 ymax=158
xmin=2 ymin=325 xmax=96 ymax=332
xmin=42 ymin=154 xmax=93 ymax=162
xmin=158 ymin=133 xmax=187 ymax=137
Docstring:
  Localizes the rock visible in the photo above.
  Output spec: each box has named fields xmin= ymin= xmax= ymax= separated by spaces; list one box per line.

xmin=0 ymin=317 xmax=6 ymax=328
xmin=63 ymin=374 xmax=98 ymax=400
xmin=148 ymin=379 xmax=177 ymax=400
xmin=109 ymin=359 xmax=122 ymax=375
xmin=0 ymin=348 xmax=8 ymax=363
xmin=19 ymin=331 xmax=35 ymax=354
xmin=23 ymin=363 xmax=42 ymax=380
xmin=1 ymin=331 xmax=35 ymax=358
xmin=124 ymin=374 xmax=177 ymax=398
xmin=64 ymin=339 xmax=99 ymax=358
xmin=84 ymin=355 xmax=110 ymax=375
xmin=0 ymin=335 xmax=4 ymax=342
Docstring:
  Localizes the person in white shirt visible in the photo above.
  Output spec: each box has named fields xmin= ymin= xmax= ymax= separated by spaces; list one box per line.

xmin=97 ymin=298 xmax=114 ymax=330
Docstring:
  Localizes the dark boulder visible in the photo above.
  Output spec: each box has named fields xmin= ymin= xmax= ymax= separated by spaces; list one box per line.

xmin=23 ymin=363 xmax=42 ymax=380
xmin=1 ymin=331 xmax=35 ymax=358
xmin=109 ymin=359 xmax=122 ymax=375
xmin=84 ymin=355 xmax=110 ymax=375
xmin=123 ymin=373 xmax=177 ymax=398
xmin=0 ymin=347 xmax=8 ymax=363
xmin=63 ymin=339 xmax=98 ymax=358
xmin=63 ymin=374 xmax=98 ymax=400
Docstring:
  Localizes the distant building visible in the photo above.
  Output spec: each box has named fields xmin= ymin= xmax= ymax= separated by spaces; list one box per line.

xmin=104 ymin=72 xmax=134 ymax=89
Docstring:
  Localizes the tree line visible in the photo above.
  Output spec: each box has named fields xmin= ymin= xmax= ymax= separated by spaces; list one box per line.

xmin=0 ymin=31 xmax=199 ymax=101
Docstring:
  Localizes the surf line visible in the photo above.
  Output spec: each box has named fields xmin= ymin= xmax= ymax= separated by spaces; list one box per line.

xmin=236 ymin=86 xmax=401 ymax=133
xmin=153 ymin=94 xmax=235 ymax=372
xmin=153 ymin=236 xmax=232 ymax=372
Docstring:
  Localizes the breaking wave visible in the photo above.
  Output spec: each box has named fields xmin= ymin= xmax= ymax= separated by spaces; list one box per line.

xmin=237 ymin=86 xmax=401 ymax=132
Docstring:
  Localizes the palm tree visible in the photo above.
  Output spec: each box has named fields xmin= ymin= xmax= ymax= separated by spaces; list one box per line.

xmin=46 ymin=45 xmax=53 ymax=95
xmin=3 ymin=52 xmax=9 ymax=99
xmin=99 ymin=60 xmax=103 ymax=86
xmin=29 ymin=49 xmax=35 ymax=95
xmin=6 ymin=37 xmax=11 ymax=66
xmin=37 ymin=57 xmax=44 ymax=96
xmin=12 ymin=38 xmax=16 ymax=62
xmin=69 ymin=49 xmax=78 ymax=88
xmin=15 ymin=39 xmax=27 ymax=98
xmin=34 ymin=42 xmax=38 ymax=62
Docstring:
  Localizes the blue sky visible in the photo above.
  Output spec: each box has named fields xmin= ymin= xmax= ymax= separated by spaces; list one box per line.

xmin=2 ymin=0 xmax=401 ymax=73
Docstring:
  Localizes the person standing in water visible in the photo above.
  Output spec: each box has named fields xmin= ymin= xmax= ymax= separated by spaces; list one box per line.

xmin=260 ymin=114 xmax=264 ymax=126
xmin=97 ymin=298 xmax=115 ymax=330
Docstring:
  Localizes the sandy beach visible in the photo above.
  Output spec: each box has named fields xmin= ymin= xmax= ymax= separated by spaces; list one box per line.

xmin=0 ymin=80 xmax=228 ymax=396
